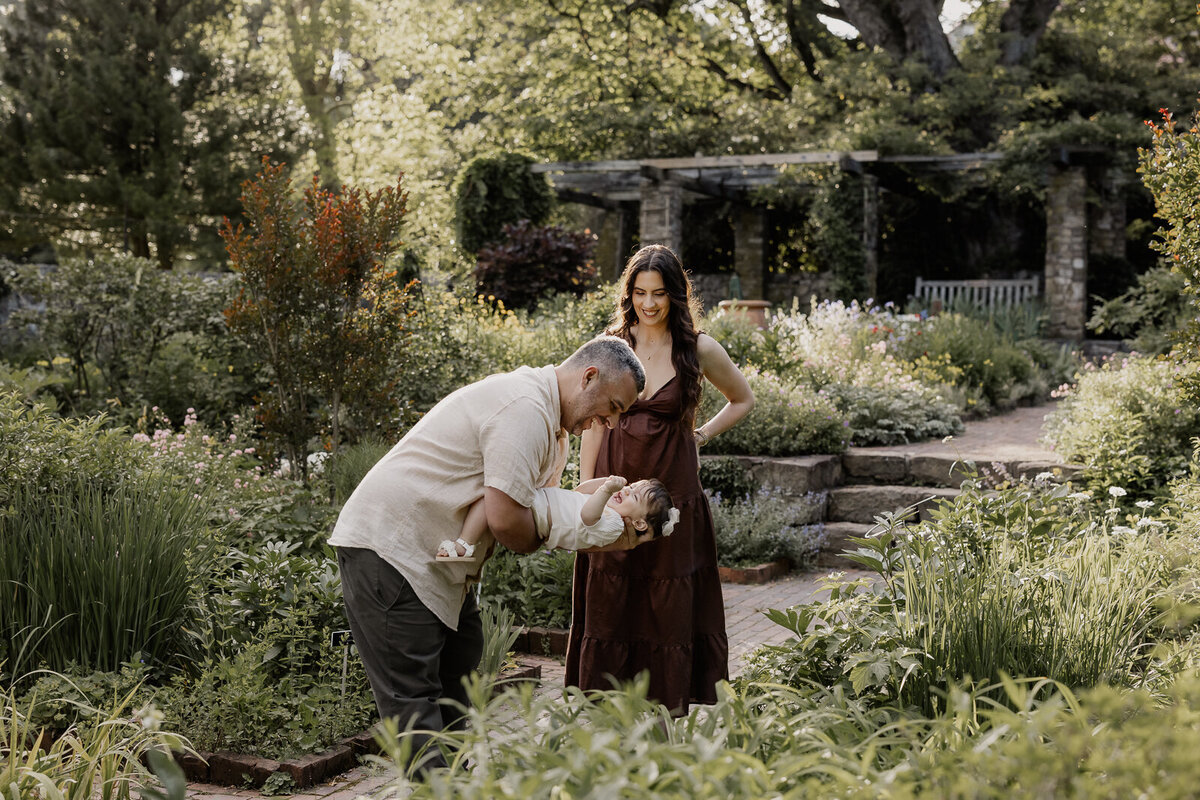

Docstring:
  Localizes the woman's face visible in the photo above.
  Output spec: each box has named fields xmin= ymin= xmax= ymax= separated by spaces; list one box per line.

xmin=630 ymin=269 xmax=670 ymax=329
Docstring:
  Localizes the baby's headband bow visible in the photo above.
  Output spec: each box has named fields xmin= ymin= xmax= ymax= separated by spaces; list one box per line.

xmin=661 ymin=507 xmax=681 ymax=536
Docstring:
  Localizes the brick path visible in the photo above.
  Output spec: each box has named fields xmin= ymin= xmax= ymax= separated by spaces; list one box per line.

xmin=179 ymin=402 xmax=1059 ymax=799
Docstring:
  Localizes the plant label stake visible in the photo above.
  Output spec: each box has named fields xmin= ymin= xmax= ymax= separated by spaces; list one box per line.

xmin=331 ymin=629 xmax=353 ymax=698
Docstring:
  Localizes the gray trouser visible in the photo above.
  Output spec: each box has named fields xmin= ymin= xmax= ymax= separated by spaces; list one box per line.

xmin=336 ymin=546 xmax=482 ymax=768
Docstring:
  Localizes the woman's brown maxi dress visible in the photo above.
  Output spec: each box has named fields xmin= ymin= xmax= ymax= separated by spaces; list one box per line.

xmin=564 ymin=375 xmax=728 ymax=714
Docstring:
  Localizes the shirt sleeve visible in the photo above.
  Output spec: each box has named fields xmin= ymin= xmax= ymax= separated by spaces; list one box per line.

xmin=479 ymin=397 xmax=551 ymax=508
xmin=541 ymin=432 xmax=569 ymax=489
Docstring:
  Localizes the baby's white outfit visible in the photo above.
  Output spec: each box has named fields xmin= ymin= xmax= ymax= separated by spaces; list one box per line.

xmin=530 ymin=487 xmax=625 ymax=550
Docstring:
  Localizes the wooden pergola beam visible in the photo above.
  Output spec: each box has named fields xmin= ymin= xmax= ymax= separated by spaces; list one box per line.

xmin=638 ymin=165 xmax=745 ymax=200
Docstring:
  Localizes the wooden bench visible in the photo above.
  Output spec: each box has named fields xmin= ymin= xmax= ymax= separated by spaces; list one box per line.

xmin=914 ymin=277 xmax=1039 ymax=309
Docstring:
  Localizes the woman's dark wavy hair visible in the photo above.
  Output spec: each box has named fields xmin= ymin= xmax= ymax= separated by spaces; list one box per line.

xmin=607 ymin=244 xmax=704 ymax=427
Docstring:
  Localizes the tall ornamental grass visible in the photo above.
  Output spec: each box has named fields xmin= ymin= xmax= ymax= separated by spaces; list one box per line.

xmin=0 ymin=474 xmax=212 ymax=677
xmin=891 ymin=526 xmax=1164 ymax=710
xmin=370 ymin=667 xmax=1200 ymax=798
xmin=744 ymin=476 xmax=1173 ymax=716
xmin=2 ymin=675 xmax=187 ymax=800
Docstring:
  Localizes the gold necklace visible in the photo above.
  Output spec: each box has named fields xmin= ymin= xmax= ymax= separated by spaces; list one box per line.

xmin=639 ymin=337 xmax=671 ymax=361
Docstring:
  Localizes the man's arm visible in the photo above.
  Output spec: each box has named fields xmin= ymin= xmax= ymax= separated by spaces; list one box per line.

xmin=483 ymin=487 xmax=540 ymax=554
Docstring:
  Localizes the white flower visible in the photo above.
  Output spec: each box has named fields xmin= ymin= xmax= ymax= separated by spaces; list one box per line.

xmin=134 ymin=703 xmax=164 ymax=731
xmin=1069 ymin=491 xmax=1092 ymax=500
xmin=1108 ymin=486 xmax=1128 ymax=498
xmin=1035 ymin=472 xmax=1054 ymax=482
xmin=1135 ymin=500 xmax=1154 ymax=510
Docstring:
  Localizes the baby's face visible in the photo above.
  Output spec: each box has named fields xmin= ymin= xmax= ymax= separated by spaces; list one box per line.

xmin=607 ymin=479 xmax=656 ymax=525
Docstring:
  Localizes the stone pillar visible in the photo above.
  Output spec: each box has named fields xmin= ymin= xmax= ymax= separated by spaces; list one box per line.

xmin=732 ymin=206 xmax=765 ymax=300
xmin=587 ymin=208 xmax=621 ymax=282
xmin=862 ymin=174 xmax=880 ymax=300
xmin=639 ymin=181 xmax=683 ymax=254
xmin=615 ymin=204 xmax=636 ymax=275
xmin=1044 ymin=166 xmax=1088 ymax=340
xmin=1089 ymin=166 xmax=1126 ymax=260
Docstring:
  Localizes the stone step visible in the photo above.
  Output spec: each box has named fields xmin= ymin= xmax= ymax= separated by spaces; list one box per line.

xmin=827 ymin=484 xmax=959 ymax=524
xmin=709 ymin=452 xmax=1078 ymax=498
xmin=725 ymin=454 xmax=842 ymax=494
xmin=815 ymin=521 xmax=876 ymax=569
xmin=842 ymin=449 xmax=1079 ymax=488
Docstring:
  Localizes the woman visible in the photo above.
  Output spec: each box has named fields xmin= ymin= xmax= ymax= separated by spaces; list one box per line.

xmin=565 ymin=244 xmax=755 ymax=715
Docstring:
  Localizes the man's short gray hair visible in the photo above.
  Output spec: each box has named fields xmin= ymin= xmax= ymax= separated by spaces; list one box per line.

xmin=566 ymin=335 xmax=646 ymax=393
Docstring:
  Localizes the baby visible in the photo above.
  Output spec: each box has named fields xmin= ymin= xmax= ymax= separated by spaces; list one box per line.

xmin=436 ymin=476 xmax=678 ymax=561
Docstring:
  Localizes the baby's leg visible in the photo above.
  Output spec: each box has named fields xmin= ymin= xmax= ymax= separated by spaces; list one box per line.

xmin=436 ymin=498 xmax=491 ymax=560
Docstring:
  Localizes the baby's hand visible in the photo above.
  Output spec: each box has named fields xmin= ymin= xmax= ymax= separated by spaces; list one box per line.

xmin=602 ymin=475 xmax=627 ymax=494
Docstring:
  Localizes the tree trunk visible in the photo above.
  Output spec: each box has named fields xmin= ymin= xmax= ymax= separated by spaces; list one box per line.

xmin=836 ymin=0 xmax=907 ymax=61
xmin=999 ymin=0 xmax=1060 ymax=66
xmin=837 ymin=0 xmax=959 ymax=79
xmin=895 ymin=0 xmax=959 ymax=78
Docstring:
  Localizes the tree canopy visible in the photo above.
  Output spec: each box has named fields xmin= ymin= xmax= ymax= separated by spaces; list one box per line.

xmin=0 ymin=0 xmax=305 ymax=265
xmin=1 ymin=0 xmax=1197 ymax=270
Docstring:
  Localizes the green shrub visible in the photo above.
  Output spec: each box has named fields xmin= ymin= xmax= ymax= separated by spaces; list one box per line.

xmin=1043 ymin=354 xmax=1200 ymax=498
xmin=913 ymin=675 xmax=1200 ymax=798
xmin=709 ymin=487 xmax=825 ymax=568
xmin=204 ymin=541 xmax=345 ymax=665
xmin=128 ymin=405 xmax=331 ymax=552
xmin=0 ymin=393 xmax=145 ymax=505
xmin=892 ymin=311 xmax=1043 ymax=413
xmin=397 ymin=286 xmax=613 ymax=415
xmin=1088 ymin=263 xmax=1190 ymax=354
xmin=826 ymin=381 xmax=963 ymax=446
xmin=699 ymin=307 xmax=782 ymax=372
xmin=328 ymin=435 xmax=392 ymax=505
xmin=153 ymin=618 xmax=375 ymax=761
xmin=700 ymin=368 xmax=848 ymax=456
xmin=698 ymin=456 xmax=758 ymax=503
xmin=13 ymin=663 xmax=150 ymax=733
xmin=473 ymin=220 xmax=597 ymax=312
xmin=480 ymin=547 xmax=575 ymax=629
xmin=453 ymin=152 xmax=554 ymax=255
xmin=372 ymin=660 xmax=1200 ymax=798
xmin=1142 ymin=106 xmax=1200 ymax=401
xmin=2 ymin=255 xmax=246 ymax=419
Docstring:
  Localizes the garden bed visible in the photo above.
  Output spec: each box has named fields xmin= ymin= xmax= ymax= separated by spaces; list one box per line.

xmin=172 ymin=732 xmax=373 ymax=790
xmin=512 ymin=626 xmax=570 ymax=656
xmin=174 ymin=662 xmax=543 ymax=789
xmin=718 ymin=558 xmax=792 ymax=584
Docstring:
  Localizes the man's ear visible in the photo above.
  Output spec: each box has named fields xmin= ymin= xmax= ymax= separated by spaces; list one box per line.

xmin=581 ymin=365 xmax=599 ymax=387
xmin=632 ymin=517 xmax=648 ymax=531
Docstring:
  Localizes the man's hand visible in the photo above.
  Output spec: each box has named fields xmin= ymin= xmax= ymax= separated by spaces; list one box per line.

xmin=580 ymin=527 xmax=654 ymax=553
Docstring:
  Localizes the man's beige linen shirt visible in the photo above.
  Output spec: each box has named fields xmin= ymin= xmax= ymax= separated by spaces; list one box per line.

xmin=328 ymin=365 xmax=564 ymax=629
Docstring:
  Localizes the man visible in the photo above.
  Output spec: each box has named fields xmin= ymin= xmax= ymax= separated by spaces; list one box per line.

xmin=328 ymin=335 xmax=644 ymax=768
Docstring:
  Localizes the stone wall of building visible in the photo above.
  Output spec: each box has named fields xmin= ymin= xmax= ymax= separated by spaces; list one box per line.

xmin=1044 ymin=166 xmax=1088 ymax=340
xmin=639 ymin=183 xmax=683 ymax=254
